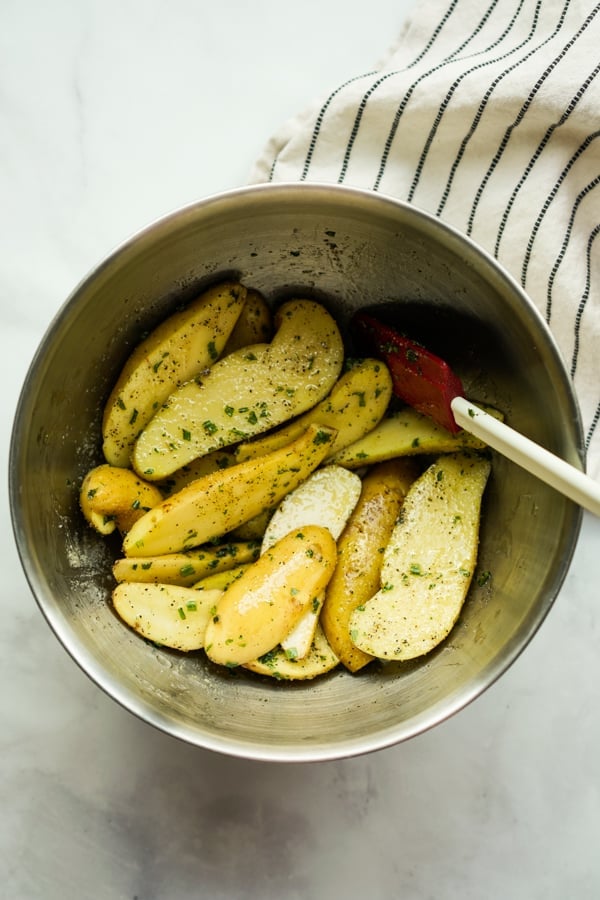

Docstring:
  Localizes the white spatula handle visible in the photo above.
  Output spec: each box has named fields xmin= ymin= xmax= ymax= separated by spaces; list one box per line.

xmin=451 ymin=396 xmax=600 ymax=517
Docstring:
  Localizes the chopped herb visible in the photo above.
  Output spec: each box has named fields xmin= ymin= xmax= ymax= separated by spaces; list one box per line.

xmin=129 ymin=408 xmax=139 ymax=425
xmin=477 ymin=570 xmax=491 ymax=586
xmin=207 ymin=340 xmax=218 ymax=360
xmin=411 ymin=437 xmax=420 ymax=448
xmin=131 ymin=498 xmax=141 ymax=509
xmin=410 ymin=563 xmax=423 ymax=576
xmin=179 ymin=564 xmax=196 ymax=577
xmin=313 ymin=429 xmax=332 ymax=446
xmin=224 ymin=405 xmax=235 ymax=417
xmin=182 ymin=428 xmax=192 ymax=441
xmin=186 ymin=600 xmax=197 ymax=612
xmin=141 ymin=562 xmax=152 ymax=570
xmin=177 ymin=607 xmax=186 ymax=620
xmin=203 ymin=420 xmax=218 ymax=435
xmin=116 ymin=396 xmax=126 ymax=410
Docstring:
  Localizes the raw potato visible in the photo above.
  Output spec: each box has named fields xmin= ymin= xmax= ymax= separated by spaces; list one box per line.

xmin=112 ymin=582 xmax=222 ymax=651
xmin=221 ymin=289 xmax=272 ymax=354
xmin=261 ymin=466 xmax=362 ymax=550
xmin=329 ymin=405 xmax=503 ymax=469
xmin=112 ymin=541 xmax=260 ymax=586
xmin=349 ymin=453 xmax=491 ymax=661
xmin=244 ymin=625 xmax=339 ymax=680
xmin=235 ymin=358 xmax=392 ymax=463
xmin=123 ymin=424 xmax=338 ymax=557
xmin=80 ymin=464 xmax=163 ymax=535
xmin=321 ymin=458 xmax=420 ymax=672
xmin=102 ymin=281 xmax=247 ymax=467
xmin=132 ymin=299 xmax=344 ymax=480
xmin=261 ymin=465 xmax=362 ymax=658
xmin=204 ymin=525 xmax=337 ymax=667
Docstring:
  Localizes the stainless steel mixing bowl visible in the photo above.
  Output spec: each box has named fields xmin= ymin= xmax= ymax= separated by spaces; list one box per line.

xmin=10 ymin=183 xmax=583 ymax=762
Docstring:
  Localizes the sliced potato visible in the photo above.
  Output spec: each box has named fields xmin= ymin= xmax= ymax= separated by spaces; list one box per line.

xmin=349 ymin=453 xmax=491 ymax=661
xmin=261 ymin=465 xmax=362 ymax=658
xmin=221 ymin=288 xmax=272 ymax=354
xmin=321 ymin=458 xmax=419 ymax=672
xmin=235 ymin=358 xmax=392 ymax=463
xmin=329 ymin=404 xmax=503 ymax=469
xmin=80 ymin=464 xmax=163 ymax=535
xmin=123 ymin=424 xmax=338 ymax=556
xmin=102 ymin=281 xmax=247 ymax=467
xmin=261 ymin=465 xmax=362 ymax=551
xmin=244 ymin=625 xmax=339 ymax=680
xmin=112 ymin=541 xmax=260 ymax=586
xmin=112 ymin=582 xmax=222 ymax=651
xmin=132 ymin=299 xmax=344 ymax=480
xmin=204 ymin=525 xmax=337 ymax=667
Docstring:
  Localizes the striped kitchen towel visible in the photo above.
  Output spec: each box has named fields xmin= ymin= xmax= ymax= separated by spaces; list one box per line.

xmin=252 ymin=0 xmax=600 ymax=479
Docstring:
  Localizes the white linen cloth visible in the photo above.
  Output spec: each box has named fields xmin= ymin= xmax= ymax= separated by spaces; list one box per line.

xmin=252 ymin=0 xmax=600 ymax=478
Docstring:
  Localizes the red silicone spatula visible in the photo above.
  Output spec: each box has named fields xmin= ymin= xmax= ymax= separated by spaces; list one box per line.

xmin=354 ymin=312 xmax=600 ymax=517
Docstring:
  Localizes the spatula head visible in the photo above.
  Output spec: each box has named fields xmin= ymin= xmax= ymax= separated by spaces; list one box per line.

xmin=353 ymin=312 xmax=465 ymax=434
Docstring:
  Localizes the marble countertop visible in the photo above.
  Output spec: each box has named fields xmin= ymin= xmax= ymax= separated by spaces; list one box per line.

xmin=2 ymin=2 xmax=599 ymax=898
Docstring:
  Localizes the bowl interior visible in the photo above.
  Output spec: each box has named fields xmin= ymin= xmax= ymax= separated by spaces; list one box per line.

xmin=10 ymin=184 xmax=583 ymax=761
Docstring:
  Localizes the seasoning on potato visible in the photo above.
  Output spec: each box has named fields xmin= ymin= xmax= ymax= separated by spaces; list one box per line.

xmin=132 ymin=299 xmax=344 ymax=481
xmin=349 ymin=452 xmax=491 ymax=661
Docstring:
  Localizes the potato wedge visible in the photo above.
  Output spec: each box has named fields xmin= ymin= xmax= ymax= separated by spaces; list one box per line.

xmin=123 ymin=424 xmax=338 ymax=556
xmin=234 ymin=358 xmax=392 ymax=463
xmin=102 ymin=281 xmax=247 ymax=467
xmin=80 ymin=464 xmax=163 ymax=535
xmin=221 ymin=288 xmax=272 ymax=354
xmin=261 ymin=465 xmax=362 ymax=659
xmin=244 ymin=625 xmax=339 ymax=680
xmin=112 ymin=582 xmax=222 ymax=651
xmin=132 ymin=299 xmax=344 ymax=480
xmin=204 ymin=525 xmax=337 ymax=667
xmin=349 ymin=453 xmax=491 ymax=661
xmin=321 ymin=458 xmax=419 ymax=672
xmin=329 ymin=404 xmax=503 ymax=469
xmin=112 ymin=541 xmax=260 ymax=586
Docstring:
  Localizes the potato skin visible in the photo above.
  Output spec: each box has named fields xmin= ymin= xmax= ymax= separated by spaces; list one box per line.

xmin=80 ymin=464 xmax=163 ymax=535
xmin=204 ymin=525 xmax=337 ymax=667
xmin=321 ymin=459 xmax=419 ymax=672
